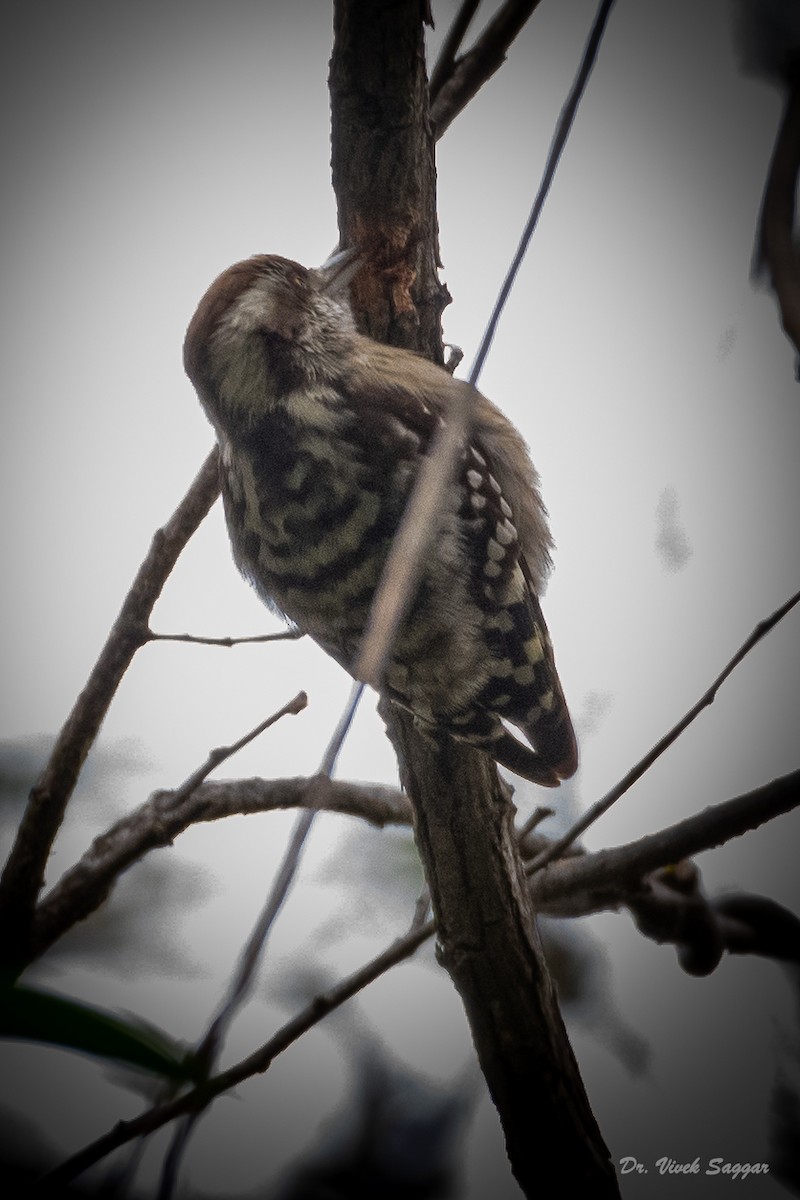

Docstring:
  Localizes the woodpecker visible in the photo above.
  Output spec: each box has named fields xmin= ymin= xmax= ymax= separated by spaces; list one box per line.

xmin=184 ymin=252 xmax=577 ymax=786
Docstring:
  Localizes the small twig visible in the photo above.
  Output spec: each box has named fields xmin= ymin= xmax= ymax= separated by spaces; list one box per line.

xmin=34 ymin=752 xmax=799 ymax=970
xmin=157 ymin=678 xmax=365 ymax=1196
xmin=37 ymin=462 xmax=796 ymax=1194
xmin=158 ymin=692 xmax=310 ymax=1200
xmin=29 ymin=707 xmax=310 ymax=962
xmin=146 ymin=629 xmax=304 ymax=648
xmin=191 ymin=812 xmax=317 ymax=1071
xmin=39 ymin=917 xmax=434 ymax=1192
xmin=517 ymin=805 xmax=554 ymax=840
xmin=430 ymin=0 xmax=544 ymax=139
xmin=40 ymin=760 xmax=800 ymax=1193
xmin=204 ymin=681 xmax=365 ymax=1048
xmin=165 ymin=693 xmax=308 ymax=812
xmin=428 ymin=0 xmax=482 ymax=101
xmin=528 ymin=588 xmax=800 ymax=875
xmin=0 ymin=449 xmax=221 ymax=970
xmin=529 ymin=770 xmax=800 ymax=916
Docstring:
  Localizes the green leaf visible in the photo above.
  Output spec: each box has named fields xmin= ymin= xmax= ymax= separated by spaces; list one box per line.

xmin=0 ymin=982 xmax=202 ymax=1083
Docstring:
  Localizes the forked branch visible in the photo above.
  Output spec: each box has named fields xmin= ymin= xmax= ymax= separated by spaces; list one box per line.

xmin=0 ymin=451 xmax=221 ymax=971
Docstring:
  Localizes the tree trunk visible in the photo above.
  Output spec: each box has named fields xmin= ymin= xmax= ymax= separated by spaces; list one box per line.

xmin=330 ymin=0 xmax=449 ymax=357
xmin=329 ymin=2 xmax=619 ymax=1194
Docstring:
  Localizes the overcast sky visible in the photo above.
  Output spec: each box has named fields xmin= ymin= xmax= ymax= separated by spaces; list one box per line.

xmin=1 ymin=2 xmax=799 ymax=1196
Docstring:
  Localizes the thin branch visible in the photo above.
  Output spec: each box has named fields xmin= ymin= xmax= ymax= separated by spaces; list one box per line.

xmin=0 ymin=449 xmax=221 ymax=970
xmin=31 ymin=726 xmax=332 ymax=960
xmin=40 ymin=765 xmax=800 ymax=1190
xmin=164 ymin=692 xmax=308 ymax=808
xmin=160 ymin=815 xmax=319 ymax=1196
xmin=157 ymin=677 xmax=368 ymax=1197
xmin=31 ymin=573 xmax=797 ymax=972
xmin=517 ymin=804 xmax=555 ymax=842
xmin=529 ymin=770 xmax=800 ymax=916
xmin=150 ymin=692 xmax=310 ymax=1197
xmin=167 ymin=775 xmax=411 ymax=827
xmin=428 ymin=0 xmax=481 ymax=101
xmin=35 ymin=759 xmax=798 ymax=966
xmin=528 ymin=588 xmax=800 ymax=874
xmin=193 ymin=683 xmax=366 ymax=1050
xmin=145 ymin=629 xmax=304 ymax=648
xmin=430 ymin=0 xmax=544 ymax=139
xmin=536 ymin=773 xmax=800 ymax=974
xmin=38 ymin=917 xmax=434 ymax=1192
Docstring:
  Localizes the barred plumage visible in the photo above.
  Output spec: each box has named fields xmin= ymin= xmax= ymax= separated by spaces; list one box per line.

xmin=184 ymin=253 xmax=577 ymax=786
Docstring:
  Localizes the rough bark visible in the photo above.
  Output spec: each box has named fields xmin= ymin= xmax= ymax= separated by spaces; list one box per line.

xmin=330 ymin=0 xmax=449 ymax=356
xmin=387 ymin=711 xmax=619 ymax=1195
xmin=329 ymin=2 xmax=619 ymax=1194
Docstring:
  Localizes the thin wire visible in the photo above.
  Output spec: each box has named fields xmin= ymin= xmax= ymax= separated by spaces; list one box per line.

xmin=157 ymin=679 xmax=366 ymax=1198
xmin=468 ymin=0 xmax=616 ymax=387
xmin=527 ymin=586 xmax=800 ymax=875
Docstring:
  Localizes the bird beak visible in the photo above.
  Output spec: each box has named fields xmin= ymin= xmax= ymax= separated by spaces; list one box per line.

xmin=315 ymin=246 xmax=362 ymax=296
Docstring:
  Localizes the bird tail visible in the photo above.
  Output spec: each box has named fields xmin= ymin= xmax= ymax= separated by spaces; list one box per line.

xmin=490 ymin=703 xmax=577 ymax=787
xmin=489 ymin=730 xmax=562 ymax=786
xmin=444 ymin=696 xmax=577 ymax=786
